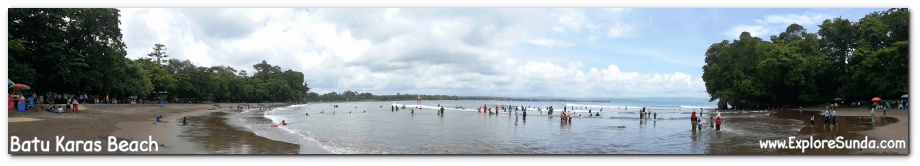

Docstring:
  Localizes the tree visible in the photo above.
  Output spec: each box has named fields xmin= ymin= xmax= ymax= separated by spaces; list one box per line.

xmin=847 ymin=41 xmax=908 ymax=98
xmin=9 ymin=8 xmax=127 ymax=96
xmin=148 ymin=43 xmax=169 ymax=65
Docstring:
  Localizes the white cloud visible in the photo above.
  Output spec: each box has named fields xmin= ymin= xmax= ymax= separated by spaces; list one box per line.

xmin=550 ymin=8 xmax=597 ymax=32
xmin=527 ymin=38 xmax=576 ymax=48
xmin=607 ymin=23 xmax=637 ymax=38
xmin=754 ymin=13 xmax=832 ymax=25
xmin=587 ymin=36 xmax=598 ymax=42
xmin=723 ymin=25 xmax=773 ymax=39
xmin=502 ymin=62 xmax=706 ymax=97
xmin=119 ymin=8 xmax=705 ymax=98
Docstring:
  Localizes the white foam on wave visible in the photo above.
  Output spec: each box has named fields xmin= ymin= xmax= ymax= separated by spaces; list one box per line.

xmin=680 ymin=105 xmax=719 ymax=109
xmin=261 ymin=109 xmax=360 ymax=154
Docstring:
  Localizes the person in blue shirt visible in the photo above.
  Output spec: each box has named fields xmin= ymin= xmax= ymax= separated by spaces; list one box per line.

xmin=810 ymin=113 xmax=815 ymax=127
xmin=832 ymin=109 xmax=838 ymax=126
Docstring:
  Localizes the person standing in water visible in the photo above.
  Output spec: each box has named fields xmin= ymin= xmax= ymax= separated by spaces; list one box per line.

xmin=810 ymin=113 xmax=815 ymax=127
xmin=715 ymin=113 xmax=722 ymax=131
xmin=709 ymin=116 xmax=714 ymax=128
xmin=832 ymin=109 xmax=837 ymax=126
xmin=691 ymin=110 xmax=698 ymax=131
xmin=523 ymin=109 xmax=527 ymax=118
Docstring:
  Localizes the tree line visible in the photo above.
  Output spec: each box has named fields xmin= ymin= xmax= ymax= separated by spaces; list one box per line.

xmin=8 ymin=8 xmax=308 ymax=103
xmin=702 ymin=8 xmax=908 ymax=109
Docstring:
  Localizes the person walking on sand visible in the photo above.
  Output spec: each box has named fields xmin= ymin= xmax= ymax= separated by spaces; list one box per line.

xmin=871 ymin=104 xmax=875 ymax=116
xmin=883 ymin=102 xmax=888 ymax=115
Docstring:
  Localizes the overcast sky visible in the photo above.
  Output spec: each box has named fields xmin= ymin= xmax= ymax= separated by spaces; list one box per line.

xmin=117 ymin=8 xmax=887 ymax=98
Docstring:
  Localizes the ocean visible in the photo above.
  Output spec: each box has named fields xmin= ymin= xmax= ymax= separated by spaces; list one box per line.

xmin=215 ymin=99 xmax=893 ymax=154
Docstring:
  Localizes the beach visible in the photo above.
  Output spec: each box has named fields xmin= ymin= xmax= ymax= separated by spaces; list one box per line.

xmin=7 ymin=103 xmax=294 ymax=154
xmin=7 ymin=101 xmax=908 ymax=154
xmin=793 ymin=106 xmax=909 ymax=154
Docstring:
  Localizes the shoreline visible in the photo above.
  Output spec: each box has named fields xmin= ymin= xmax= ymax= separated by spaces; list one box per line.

xmin=9 ymin=102 xmax=906 ymax=154
xmin=7 ymin=103 xmax=294 ymax=154
xmin=795 ymin=106 xmax=909 ymax=154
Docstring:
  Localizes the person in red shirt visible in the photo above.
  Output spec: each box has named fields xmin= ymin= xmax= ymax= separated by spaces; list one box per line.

xmin=691 ymin=111 xmax=698 ymax=131
xmin=9 ymin=96 xmax=14 ymax=109
xmin=716 ymin=114 xmax=722 ymax=131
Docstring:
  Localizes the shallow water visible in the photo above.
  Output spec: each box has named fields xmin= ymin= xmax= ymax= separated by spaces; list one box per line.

xmin=221 ymin=100 xmax=896 ymax=154
xmin=180 ymin=111 xmax=301 ymax=154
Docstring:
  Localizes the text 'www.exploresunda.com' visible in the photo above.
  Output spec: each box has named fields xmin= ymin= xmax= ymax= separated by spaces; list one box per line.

xmin=760 ymin=136 xmax=906 ymax=153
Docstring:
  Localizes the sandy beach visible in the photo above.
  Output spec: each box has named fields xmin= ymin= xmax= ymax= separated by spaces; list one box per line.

xmin=8 ymin=103 xmax=292 ymax=154
xmin=8 ymin=101 xmax=908 ymax=154
xmin=794 ymin=106 xmax=909 ymax=154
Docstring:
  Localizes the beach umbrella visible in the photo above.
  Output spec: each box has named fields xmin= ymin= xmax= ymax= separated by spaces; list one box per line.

xmin=871 ymin=97 xmax=882 ymax=101
xmin=901 ymin=94 xmax=908 ymax=98
xmin=8 ymin=84 xmax=30 ymax=91
xmin=833 ymin=98 xmax=844 ymax=101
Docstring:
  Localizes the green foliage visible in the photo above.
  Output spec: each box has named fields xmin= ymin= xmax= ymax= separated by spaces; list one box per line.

xmin=8 ymin=8 xmax=310 ymax=103
xmin=847 ymin=41 xmax=908 ymax=98
xmin=704 ymin=8 xmax=909 ymax=108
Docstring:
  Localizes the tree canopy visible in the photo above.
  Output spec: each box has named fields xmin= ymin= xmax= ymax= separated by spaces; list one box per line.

xmin=703 ymin=8 xmax=909 ymax=109
xmin=8 ymin=8 xmax=309 ymax=103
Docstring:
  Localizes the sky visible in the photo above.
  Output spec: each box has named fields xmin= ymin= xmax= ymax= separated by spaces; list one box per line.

xmin=116 ymin=8 xmax=890 ymax=98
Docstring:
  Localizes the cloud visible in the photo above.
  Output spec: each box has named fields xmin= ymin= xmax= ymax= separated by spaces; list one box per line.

xmin=607 ymin=23 xmax=637 ymax=38
xmin=722 ymin=25 xmax=773 ymax=39
xmin=587 ymin=36 xmax=598 ymax=42
xmin=754 ymin=13 xmax=832 ymax=25
xmin=526 ymin=38 xmax=576 ymax=48
xmin=118 ymin=8 xmax=706 ymax=98
xmin=550 ymin=8 xmax=597 ymax=33
xmin=502 ymin=62 xmax=706 ymax=97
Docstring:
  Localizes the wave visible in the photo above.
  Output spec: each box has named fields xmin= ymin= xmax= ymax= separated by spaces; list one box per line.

xmin=262 ymin=110 xmax=361 ymax=154
xmin=563 ymin=103 xmax=704 ymax=110
xmin=680 ymin=105 xmax=719 ymax=109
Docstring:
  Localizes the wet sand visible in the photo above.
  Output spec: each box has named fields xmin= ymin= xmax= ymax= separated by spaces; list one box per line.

xmin=9 ymin=102 xmax=906 ymax=154
xmin=7 ymin=103 xmax=291 ymax=154
xmin=795 ymin=106 xmax=909 ymax=154
xmin=179 ymin=111 xmax=300 ymax=154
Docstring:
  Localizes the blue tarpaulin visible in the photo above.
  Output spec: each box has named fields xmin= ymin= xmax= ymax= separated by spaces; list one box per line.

xmin=158 ymin=101 xmax=169 ymax=104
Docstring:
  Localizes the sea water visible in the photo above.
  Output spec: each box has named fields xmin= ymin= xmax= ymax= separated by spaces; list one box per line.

xmin=226 ymin=99 xmax=890 ymax=154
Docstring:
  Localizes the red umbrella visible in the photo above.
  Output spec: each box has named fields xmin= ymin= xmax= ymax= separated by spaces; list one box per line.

xmin=871 ymin=97 xmax=882 ymax=101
